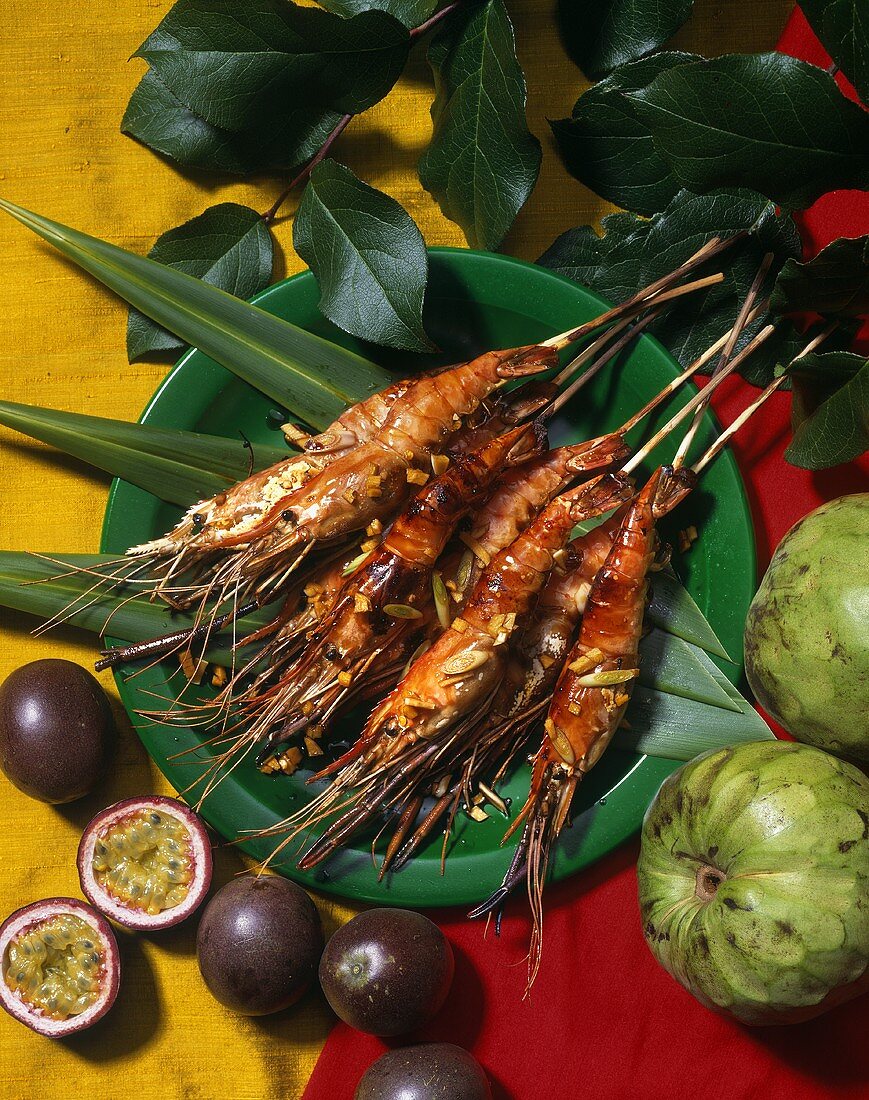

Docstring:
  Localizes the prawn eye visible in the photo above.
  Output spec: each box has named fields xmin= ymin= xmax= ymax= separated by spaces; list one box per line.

xmin=281 ymin=510 xmax=296 ymax=524
xmin=324 ymin=644 xmax=340 ymax=662
xmin=191 ymin=513 xmax=206 ymax=530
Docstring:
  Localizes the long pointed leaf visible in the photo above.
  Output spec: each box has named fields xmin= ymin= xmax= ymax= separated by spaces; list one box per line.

xmin=0 ymin=401 xmax=289 ymax=508
xmin=0 ymin=200 xmax=391 ymax=429
xmin=647 ymin=567 xmax=731 ymax=660
xmin=637 ymin=628 xmax=740 ymax=712
xmin=0 ymin=551 xmax=273 ymax=643
xmin=616 ymin=682 xmax=773 ymax=761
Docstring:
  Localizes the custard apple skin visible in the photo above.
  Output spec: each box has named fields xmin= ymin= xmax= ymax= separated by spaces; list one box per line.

xmin=744 ymin=494 xmax=869 ymax=765
xmin=638 ymin=740 xmax=869 ymax=1025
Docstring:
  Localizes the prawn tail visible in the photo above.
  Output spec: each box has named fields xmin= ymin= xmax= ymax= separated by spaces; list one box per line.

xmin=497 ymin=344 xmax=560 ymax=379
xmin=564 ymin=433 xmax=631 ymax=477
xmin=563 ymin=471 xmax=635 ymax=523
xmin=505 ymin=417 xmax=549 ymax=468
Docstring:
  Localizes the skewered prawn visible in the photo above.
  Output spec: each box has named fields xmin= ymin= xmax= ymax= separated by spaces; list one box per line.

xmin=362 ymin=284 xmax=785 ymax=877
xmin=444 ymin=433 xmax=630 ymax=601
xmin=93 ymin=262 xmax=732 ymax=671
xmin=254 ymin=472 xmax=635 ymax=871
xmin=236 ymin=430 xmax=630 ymax=697
xmin=383 ymin=509 xmax=635 ymax=873
xmin=469 ymin=468 xmax=679 ymax=989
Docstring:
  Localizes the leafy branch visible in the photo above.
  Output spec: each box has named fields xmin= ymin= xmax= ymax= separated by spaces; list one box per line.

xmin=117 ymin=0 xmax=869 ymax=469
xmin=122 ymin=0 xmax=539 ymax=355
xmin=541 ymin=1 xmax=869 ymax=469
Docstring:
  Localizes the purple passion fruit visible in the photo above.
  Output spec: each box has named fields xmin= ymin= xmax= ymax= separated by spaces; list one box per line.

xmin=320 ymin=908 xmax=454 ymax=1036
xmin=196 ymin=876 xmax=323 ymax=1015
xmin=78 ymin=796 xmax=212 ymax=931
xmin=355 ymin=1044 xmax=492 ymax=1100
xmin=0 ymin=898 xmax=120 ymax=1037
xmin=0 ymin=659 xmax=114 ymax=803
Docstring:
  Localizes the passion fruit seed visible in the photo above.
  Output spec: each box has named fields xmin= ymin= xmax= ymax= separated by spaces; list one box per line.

xmin=3 ymin=913 xmax=103 ymax=1021
xmin=91 ymin=810 xmax=192 ymax=916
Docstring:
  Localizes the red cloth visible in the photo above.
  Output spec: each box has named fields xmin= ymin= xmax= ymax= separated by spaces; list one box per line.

xmin=303 ymin=13 xmax=869 ymax=1098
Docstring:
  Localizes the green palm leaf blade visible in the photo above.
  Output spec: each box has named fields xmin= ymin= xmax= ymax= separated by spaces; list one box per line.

xmin=0 ymin=200 xmax=391 ymax=430
xmin=647 ymin=567 xmax=732 ymax=661
xmin=0 ymin=400 xmax=289 ymax=508
xmin=615 ymin=682 xmax=772 ymax=761
xmin=637 ymin=628 xmax=740 ymax=712
xmin=0 ymin=551 xmax=272 ymax=643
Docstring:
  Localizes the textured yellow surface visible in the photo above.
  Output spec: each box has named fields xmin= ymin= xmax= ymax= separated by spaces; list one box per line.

xmin=0 ymin=2 xmax=790 ymax=1097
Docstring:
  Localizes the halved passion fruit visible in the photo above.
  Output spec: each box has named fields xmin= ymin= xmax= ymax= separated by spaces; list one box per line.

xmin=0 ymin=897 xmax=120 ymax=1036
xmin=77 ymin=796 xmax=212 ymax=930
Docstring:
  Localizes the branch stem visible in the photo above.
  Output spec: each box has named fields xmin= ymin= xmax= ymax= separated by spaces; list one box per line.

xmin=261 ymin=1 xmax=464 ymax=224
xmin=410 ymin=0 xmax=461 ymax=40
xmin=261 ymin=113 xmax=353 ymax=224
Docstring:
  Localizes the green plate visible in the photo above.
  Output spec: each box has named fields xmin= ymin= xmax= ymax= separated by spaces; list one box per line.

xmin=101 ymin=248 xmax=755 ymax=908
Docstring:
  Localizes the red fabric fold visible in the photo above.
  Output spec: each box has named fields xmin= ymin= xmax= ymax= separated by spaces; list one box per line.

xmin=304 ymin=12 xmax=869 ymax=1098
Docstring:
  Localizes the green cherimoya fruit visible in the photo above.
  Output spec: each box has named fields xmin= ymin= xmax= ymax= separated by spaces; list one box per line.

xmin=745 ymin=494 xmax=869 ymax=765
xmin=638 ymin=740 xmax=869 ymax=1025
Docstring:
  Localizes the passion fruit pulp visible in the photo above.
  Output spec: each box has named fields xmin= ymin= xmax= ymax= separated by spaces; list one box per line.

xmin=0 ymin=898 xmax=120 ymax=1036
xmin=77 ymin=796 xmax=212 ymax=930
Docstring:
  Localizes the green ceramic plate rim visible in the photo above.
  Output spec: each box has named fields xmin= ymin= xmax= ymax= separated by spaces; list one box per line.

xmin=100 ymin=247 xmax=755 ymax=908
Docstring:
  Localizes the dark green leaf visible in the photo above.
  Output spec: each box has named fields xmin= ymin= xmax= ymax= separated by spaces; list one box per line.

xmin=538 ymin=212 xmax=652 ymax=302
xmin=771 ymin=235 xmax=869 ymax=319
xmin=638 ymin=628 xmax=740 ymax=711
xmin=318 ymin=0 xmax=436 ymax=29
xmin=419 ymin=0 xmax=541 ymax=250
xmin=0 ymin=400 xmax=288 ymax=508
xmin=0 ymin=200 xmax=391 ymax=430
xmin=127 ymin=203 xmax=274 ymax=361
xmin=627 ymin=53 xmax=869 ymax=210
xmin=122 ymin=69 xmax=343 ymax=176
xmin=557 ymin=0 xmax=693 ymax=80
xmin=785 ymin=352 xmax=869 ymax=469
xmin=799 ymin=0 xmax=869 ymax=103
xmin=137 ymin=0 xmax=409 ymax=131
xmin=551 ymin=51 xmax=696 ymax=217
xmin=294 ymin=160 xmax=434 ymax=353
xmin=785 ymin=350 xmax=864 ymax=429
xmin=539 ymin=188 xmax=801 ymax=384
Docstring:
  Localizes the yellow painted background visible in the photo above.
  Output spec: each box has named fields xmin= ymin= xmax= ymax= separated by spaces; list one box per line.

xmin=0 ymin=2 xmax=791 ymax=1097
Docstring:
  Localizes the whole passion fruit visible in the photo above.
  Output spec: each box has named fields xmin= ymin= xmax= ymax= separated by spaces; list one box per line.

xmin=355 ymin=1044 xmax=492 ymax=1100
xmin=78 ymin=796 xmax=212 ymax=931
xmin=320 ymin=908 xmax=454 ymax=1036
xmin=0 ymin=659 xmax=115 ymax=803
xmin=0 ymin=897 xmax=120 ymax=1036
xmin=638 ymin=740 xmax=869 ymax=1025
xmin=197 ymin=876 xmax=323 ymax=1015
xmin=745 ymin=494 xmax=869 ymax=764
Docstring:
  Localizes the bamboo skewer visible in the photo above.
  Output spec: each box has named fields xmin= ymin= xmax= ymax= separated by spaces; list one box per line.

xmin=672 ymin=254 xmax=774 ymax=470
xmin=539 ymin=235 xmax=737 ymax=352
